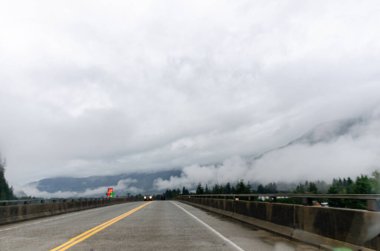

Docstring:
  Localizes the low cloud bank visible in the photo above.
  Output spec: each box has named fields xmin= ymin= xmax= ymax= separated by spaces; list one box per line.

xmin=154 ymin=115 xmax=380 ymax=191
xmin=21 ymin=178 xmax=143 ymax=198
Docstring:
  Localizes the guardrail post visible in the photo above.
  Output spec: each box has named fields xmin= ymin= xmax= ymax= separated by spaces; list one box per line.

xmin=367 ymin=199 xmax=380 ymax=211
xmin=302 ymin=197 xmax=313 ymax=205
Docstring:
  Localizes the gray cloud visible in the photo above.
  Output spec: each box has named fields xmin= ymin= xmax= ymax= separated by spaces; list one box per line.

xmin=22 ymin=178 xmax=142 ymax=198
xmin=155 ymin=113 xmax=380 ymax=190
xmin=0 ymin=1 xmax=380 ymax=187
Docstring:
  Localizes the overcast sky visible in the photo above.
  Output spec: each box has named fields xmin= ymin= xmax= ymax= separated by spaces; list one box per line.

xmin=1 ymin=0 xmax=380 ymax=187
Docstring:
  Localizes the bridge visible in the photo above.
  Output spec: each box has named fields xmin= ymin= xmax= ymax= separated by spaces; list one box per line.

xmin=0 ymin=200 xmax=318 ymax=251
xmin=0 ymin=195 xmax=379 ymax=250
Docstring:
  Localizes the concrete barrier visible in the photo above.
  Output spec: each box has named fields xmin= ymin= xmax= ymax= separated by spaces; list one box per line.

xmin=0 ymin=198 xmax=132 ymax=225
xmin=179 ymin=197 xmax=380 ymax=250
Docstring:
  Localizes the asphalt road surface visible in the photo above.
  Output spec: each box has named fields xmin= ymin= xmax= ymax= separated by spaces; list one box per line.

xmin=0 ymin=201 xmax=320 ymax=251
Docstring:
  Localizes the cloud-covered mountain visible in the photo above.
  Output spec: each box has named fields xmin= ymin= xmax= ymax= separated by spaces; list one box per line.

xmin=24 ymin=170 xmax=181 ymax=198
xmin=288 ymin=118 xmax=364 ymax=145
xmin=21 ymin=115 xmax=380 ymax=197
xmin=250 ymin=117 xmax=366 ymax=160
xmin=155 ymin=116 xmax=380 ymax=190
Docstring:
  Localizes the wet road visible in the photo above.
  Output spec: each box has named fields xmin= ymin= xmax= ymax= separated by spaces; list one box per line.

xmin=0 ymin=201 xmax=319 ymax=250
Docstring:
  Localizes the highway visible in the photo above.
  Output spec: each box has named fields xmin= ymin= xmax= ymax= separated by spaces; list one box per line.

xmin=0 ymin=201 xmax=319 ymax=251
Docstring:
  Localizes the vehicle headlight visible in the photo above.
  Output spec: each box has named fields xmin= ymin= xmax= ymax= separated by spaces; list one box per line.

xmin=144 ymin=196 xmax=147 ymax=199
xmin=149 ymin=196 xmax=152 ymax=199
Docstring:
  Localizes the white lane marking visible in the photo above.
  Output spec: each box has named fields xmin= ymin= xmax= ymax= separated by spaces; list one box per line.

xmin=0 ymin=202 xmax=137 ymax=233
xmin=172 ymin=202 xmax=246 ymax=251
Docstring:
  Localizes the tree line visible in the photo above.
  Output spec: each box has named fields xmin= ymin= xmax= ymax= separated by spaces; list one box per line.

xmin=162 ymin=171 xmax=380 ymax=209
xmin=0 ymin=156 xmax=16 ymax=200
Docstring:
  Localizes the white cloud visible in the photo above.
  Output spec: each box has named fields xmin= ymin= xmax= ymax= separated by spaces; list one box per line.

xmin=155 ymin=115 xmax=380 ymax=190
xmin=0 ymin=1 xmax=380 ymax=186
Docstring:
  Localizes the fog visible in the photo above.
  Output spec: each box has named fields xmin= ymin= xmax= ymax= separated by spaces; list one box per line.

xmin=0 ymin=1 xmax=380 ymax=188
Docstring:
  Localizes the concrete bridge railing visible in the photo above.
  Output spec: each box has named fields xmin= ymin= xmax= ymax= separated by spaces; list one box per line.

xmin=0 ymin=197 xmax=133 ymax=225
xmin=178 ymin=194 xmax=380 ymax=250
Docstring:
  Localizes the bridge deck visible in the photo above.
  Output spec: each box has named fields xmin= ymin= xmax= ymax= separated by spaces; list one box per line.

xmin=0 ymin=201 xmax=318 ymax=251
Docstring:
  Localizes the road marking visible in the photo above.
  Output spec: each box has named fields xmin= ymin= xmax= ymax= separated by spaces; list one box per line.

xmin=172 ymin=202 xmax=246 ymax=251
xmin=50 ymin=202 xmax=152 ymax=251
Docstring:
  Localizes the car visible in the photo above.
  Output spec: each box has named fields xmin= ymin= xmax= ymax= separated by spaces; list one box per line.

xmin=144 ymin=195 xmax=153 ymax=201
xmin=321 ymin=202 xmax=329 ymax=207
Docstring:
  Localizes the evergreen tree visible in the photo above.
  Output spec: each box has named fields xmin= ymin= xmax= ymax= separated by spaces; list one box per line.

xmin=257 ymin=184 xmax=265 ymax=194
xmin=205 ymin=184 xmax=210 ymax=194
xmin=264 ymin=182 xmax=278 ymax=193
xmin=182 ymin=186 xmax=189 ymax=195
xmin=0 ymin=156 xmax=15 ymax=200
xmin=211 ymin=184 xmax=220 ymax=194
xmin=295 ymin=183 xmax=306 ymax=193
xmin=224 ymin=182 xmax=232 ymax=194
xmin=308 ymin=182 xmax=318 ymax=194
xmin=235 ymin=180 xmax=251 ymax=194
xmin=164 ymin=189 xmax=181 ymax=199
xmin=370 ymin=171 xmax=380 ymax=193
xmin=196 ymin=183 xmax=204 ymax=194
xmin=354 ymin=175 xmax=372 ymax=194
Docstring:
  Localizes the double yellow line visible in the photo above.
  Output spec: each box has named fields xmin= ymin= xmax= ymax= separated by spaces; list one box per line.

xmin=50 ymin=202 xmax=152 ymax=251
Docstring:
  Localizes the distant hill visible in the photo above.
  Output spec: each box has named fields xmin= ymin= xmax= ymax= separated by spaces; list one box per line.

xmin=29 ymin=170 xmax=181 ymax=196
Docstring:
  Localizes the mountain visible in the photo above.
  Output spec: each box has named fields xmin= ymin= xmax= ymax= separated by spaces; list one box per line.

xmin=250 ymin=117 xmax=364 ymax=160
xmin=30 ymin=170 xmax=182 ymax=196
xmin=27 ymin=118 xmax=366 ymax=197
xmin=288 ymin=117 xmax=363 ymax=145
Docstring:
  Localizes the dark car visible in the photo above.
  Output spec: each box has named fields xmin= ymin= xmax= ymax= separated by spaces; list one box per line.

xmin=143 ymin=195 xmax=153 ymax=201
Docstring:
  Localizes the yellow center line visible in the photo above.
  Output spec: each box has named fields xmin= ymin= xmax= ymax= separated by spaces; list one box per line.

xmin=50 ymin=202 xmax=152 ymax=251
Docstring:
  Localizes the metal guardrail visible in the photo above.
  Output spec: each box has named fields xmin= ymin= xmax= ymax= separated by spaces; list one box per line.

xmin=179 ymin=193 xmax=380 ymax=200
xmin=178 ymin=193 xmax=380 ymax=211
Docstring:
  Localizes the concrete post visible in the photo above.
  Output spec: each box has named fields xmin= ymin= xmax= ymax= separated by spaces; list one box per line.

xmin=367 ymin=199 xmax=380 ymax=211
